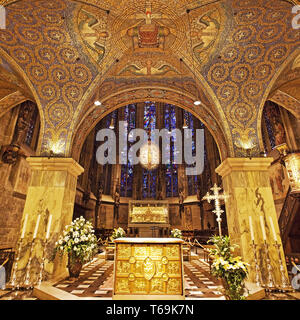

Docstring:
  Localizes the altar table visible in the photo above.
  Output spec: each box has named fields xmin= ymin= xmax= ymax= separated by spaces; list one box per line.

xmin=112 ymin=237 xmax=185 ymax=300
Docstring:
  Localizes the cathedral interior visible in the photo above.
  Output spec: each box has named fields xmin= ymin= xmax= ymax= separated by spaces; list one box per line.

xmin=0 ymin=0 xmax=299 ymax=301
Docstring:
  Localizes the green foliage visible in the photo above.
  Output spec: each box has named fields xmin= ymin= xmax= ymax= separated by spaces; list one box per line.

xmin=110 ymin=227 xmax=126 ymax=241
xmin=208 ymin=235 xmax=249 ymax=300
xmin=170 ymin=228 xmax=182 ymax=239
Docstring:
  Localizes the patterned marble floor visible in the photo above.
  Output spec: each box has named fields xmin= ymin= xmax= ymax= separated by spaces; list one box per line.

xmin=52 ymin=256 xmax=225 ymax=299
xmin=1 ymin=255 xmax=299 ymax=300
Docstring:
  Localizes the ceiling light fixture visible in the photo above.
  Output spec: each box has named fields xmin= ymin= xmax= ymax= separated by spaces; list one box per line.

xmin=94 ymin=100 xmax=102 ymax=106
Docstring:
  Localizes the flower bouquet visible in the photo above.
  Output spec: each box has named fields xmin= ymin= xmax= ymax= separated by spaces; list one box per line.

xmin=170 ymin=228 xmax=182 ymax=239
xmin=208 ymin=235 xmax=249 ymax=300
xmin=111 ymin=227 xmax=126 ymax=241
xmin=53 ymin=216 xmax=98 ymax=278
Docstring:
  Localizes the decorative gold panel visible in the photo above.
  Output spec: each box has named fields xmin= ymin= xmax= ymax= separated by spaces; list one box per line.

xmin=130 ymin=206 xmax=168 ymax=223
xmin=114 ymin=240 xmax=184 ymax=296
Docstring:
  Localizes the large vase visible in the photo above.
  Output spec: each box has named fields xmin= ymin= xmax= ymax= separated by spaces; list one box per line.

xmin=67 ymin=253 xmax=83 ymax=278
xmin=221 ymin=279 xmax=231 ymax=300
xmin=221 ymin=278 xmax=245 ymax=300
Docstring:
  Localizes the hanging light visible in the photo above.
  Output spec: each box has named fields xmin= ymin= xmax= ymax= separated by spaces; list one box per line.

xmin=193 ymin=100 xmax=202 ymax=106
xmin=94 ymin=100 xmax=101 ymax=106
xmin=109 ymin=116 xmax=114 ymax=129
xmin=182 ymin=117 xmax=188 ymax=129
xmin=140 ymin=137 xmax=160 ymax=170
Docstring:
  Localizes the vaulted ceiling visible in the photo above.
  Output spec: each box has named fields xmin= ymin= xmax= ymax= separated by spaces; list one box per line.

xmin=0 ymin=0 xmax=299 ymax=159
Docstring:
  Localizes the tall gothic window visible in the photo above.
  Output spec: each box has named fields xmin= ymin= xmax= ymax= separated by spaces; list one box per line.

xmin=164 ymin=104 xmax=178 ymax=197
xmin=142 ymin=102 xmax=157 ymax=198
xmin=184 ymin=110 xmax=201 ymax=195
xmin=120 ymin=104 xmax=136 ymax=197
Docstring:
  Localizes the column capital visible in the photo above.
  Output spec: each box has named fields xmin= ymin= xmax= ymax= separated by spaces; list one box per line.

xmin=26 ymin=157 xmax=84 ymax=177
xmin=216 ymin=157 xmax=274 ymax=178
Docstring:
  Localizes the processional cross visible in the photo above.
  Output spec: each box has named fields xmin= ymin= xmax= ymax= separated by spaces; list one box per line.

xmin=202 ymin=183 xmax=229 ymax=236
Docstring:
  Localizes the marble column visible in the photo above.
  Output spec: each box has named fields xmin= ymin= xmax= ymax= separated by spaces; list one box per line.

xmin=216 ymin=157 xmax=289 ymax=287
xmin=14 ymin=157 xmax=84 ymax=285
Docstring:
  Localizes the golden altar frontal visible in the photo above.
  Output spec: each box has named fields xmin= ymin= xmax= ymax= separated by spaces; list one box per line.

xmin=112 ymin=237 xmax=185 ymax=300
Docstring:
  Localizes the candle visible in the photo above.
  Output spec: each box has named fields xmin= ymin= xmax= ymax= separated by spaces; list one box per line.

xmin=33 ymin=215 xmax=41 ymax=239
xmin=269 ymin=216 xmax=277 ymax=242
xmin=21 ymin=214 xmax=28 ymax=239
xmin=46 ymin=215 xmax=52 ymax=240
xmin=248 ymin=216 xmax=255 ymax=241
xmin=260 ymin=216 xmax=267 ymax=241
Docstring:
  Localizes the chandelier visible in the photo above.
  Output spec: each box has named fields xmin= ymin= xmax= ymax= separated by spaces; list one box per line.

xmin=140 ymin=139 xmax=159 ymax=170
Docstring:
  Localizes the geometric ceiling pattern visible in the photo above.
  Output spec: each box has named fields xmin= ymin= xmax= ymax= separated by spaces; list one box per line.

xmin=0 ymin=0 xmax=299 ymax=158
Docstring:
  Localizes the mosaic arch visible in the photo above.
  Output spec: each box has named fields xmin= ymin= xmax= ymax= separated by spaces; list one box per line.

xmin=70 ymin=87 xmax=230 ymax=163
xmin=0 ymin=47 xmax=44 ymax=149
xmin=269 ymin=90 xmax=300 ymax=120
xmin=257 ymin=47 xmax=300 ymax=151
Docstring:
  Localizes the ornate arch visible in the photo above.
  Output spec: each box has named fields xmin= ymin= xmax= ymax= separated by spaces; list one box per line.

xmin=70 ymin=85 xmax=231 ymax=162
xmin=269 ymin=90 xmax=300 ymax=120
xmin=257 ymin=48 xmax=300 ymax=150
xmin=0 ymin=47 xmax=44 ymax=152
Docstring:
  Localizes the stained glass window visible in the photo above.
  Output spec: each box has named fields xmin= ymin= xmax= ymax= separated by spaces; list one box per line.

xmin=262 ymin=101 xmax=281 ymax=150
xmin=165 ymin=104 xmax=178 ymax=197
xmin=142 ymin=101 xmax=157 ymax=198
xmin=120 ymin=104 xmax=136 ymax=197
xmin=184 ymin=110 xmax=201 ymax=195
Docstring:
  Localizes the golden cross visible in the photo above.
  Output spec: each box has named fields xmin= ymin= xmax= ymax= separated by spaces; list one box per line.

xmin=202 ymin=183 xmax=229 ymax=236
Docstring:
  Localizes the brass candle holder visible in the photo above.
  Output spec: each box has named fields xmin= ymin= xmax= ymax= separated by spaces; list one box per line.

xmin=262 ymin=241 xmax=275 ymax=291
xmin=36 ymin=239 xmax=49 ymax=286
xmin=23 ymin=238 xmax=36 ymax=289
xmin=273 ymin=241 xmax=290 ymax=291
xmin=250 ymin=240 xmax=262 ymax=288
xmin=9 ymin=238 xmax=23 ymax=290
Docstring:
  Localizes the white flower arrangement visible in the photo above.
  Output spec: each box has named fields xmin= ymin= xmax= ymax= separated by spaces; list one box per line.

xmin=111 ymin=227 xmax=126 ymax=241
xmin=170 ymin=228 xmax=182 ymax=239
xmin=208 ymin=235 xmax=249 ymax=300
xmin=54 ymin=216 xmax=98 ymax=264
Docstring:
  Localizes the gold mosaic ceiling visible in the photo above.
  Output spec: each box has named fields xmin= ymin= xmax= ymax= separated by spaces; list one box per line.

xmin=0 ymin=0 xmax=299 ymax=159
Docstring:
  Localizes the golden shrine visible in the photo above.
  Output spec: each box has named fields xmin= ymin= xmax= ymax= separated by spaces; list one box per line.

xmin=130 ymin=206 xmax=168 ymax=223
xmin=128 ymin=201 xmax=170 ymax=237
xmin=112 ymin=238 xmax=185 ymax=300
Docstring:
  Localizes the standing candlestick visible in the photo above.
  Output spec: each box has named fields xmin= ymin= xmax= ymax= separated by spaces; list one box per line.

xmin=23 ymin=238 xmax=36 ymax=289
xmin=263 ymin=240 xmax=275 ymax=290
xmin=274 ymin=241 xmax=289 ymax=291
xmin=37 ymin=239 xmax=48 ymax=286
xmin=250 ymin=240 xmax=262 ymax=288
xmin=9 ymin=238 xmax=23 ymax=289
xmin=10 ymin=214 xmax=29 ymax=289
